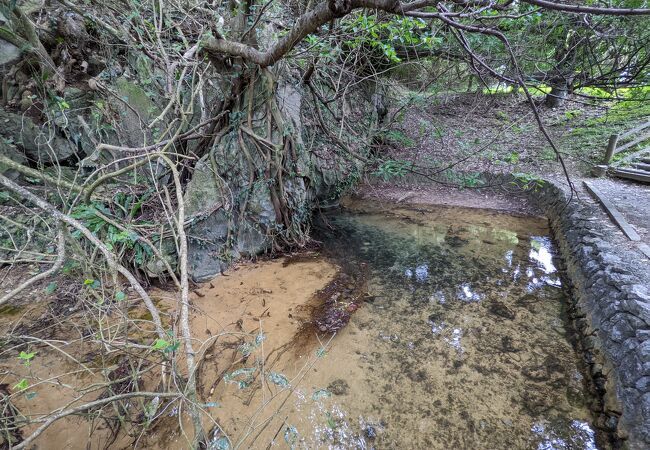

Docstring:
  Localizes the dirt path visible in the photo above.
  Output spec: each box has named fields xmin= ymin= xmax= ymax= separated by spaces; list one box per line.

xmin=582 ymin=178 xmax=650 ymax=242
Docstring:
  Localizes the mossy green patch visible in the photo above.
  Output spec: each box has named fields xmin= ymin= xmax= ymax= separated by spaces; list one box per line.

xmin=560 ymin=88 xmax=650 ymax=164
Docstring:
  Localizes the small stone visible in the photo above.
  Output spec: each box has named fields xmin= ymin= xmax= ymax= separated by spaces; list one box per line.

xmin=628 ymin=285 xmax=650 ymax=303
xmin=635 ymin=376 xmax=650 ymax=392
xmin=364 ymin=425 xmax=377 ymax=440
xmin=488 ymin=301 xmax=516 ymax=320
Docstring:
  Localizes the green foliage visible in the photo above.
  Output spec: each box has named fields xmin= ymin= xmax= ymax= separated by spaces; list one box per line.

xmin=284 ymin=426 xmax=299 ymax=446
xmin=340 ymin=14 xmax=441 ymax=64
xmin=267 ymin=372 xmax=290 ymax=387
xmin=540 ymin=147 xmax=557 ymax=161
xmin=495 ymin=111 xmax=509 ymax=122
xmin=311 ymin=388 xmax=331 ymax=401
xmin=152 ymin=338 xmax=179 ymax=353
xmin=13 ymin=379 xmax=28 ymax=391
xmin=45 ymin=92 xmax=70 ymax=112
xmin=84 ymin=278 xmax=100 ymax=289
xmin=562 ymin=87 xmax=650 ymax=163
xmin=444 ymin=171 xmax=484 ymax=188
xmin=152 ymin=338 xmax=170 ymax=351
xmin=504 ymin=152 xmax=519 ymax=164
xmin=332 ymin=167 xmax=361 ymax=199
xmin=18 ymin=351 xmax=36 ymax=366
xmin=70 ymin=199 xmax=154 ymax=267
xmin=306 ymin=12 xmax=442 ymax=68
xmin=45 ymin=282 xmax=58 ymax=294
xmin=374 ymin=159 xmax=412 ymax=181
xmin=380 ymin=130 xmax=415 ymax=148
xmin=564 ymin=109 xmax=583 ymax=120
xmin=224 ymin=367 xmax=256 ymax=390
xmin=511 ymin=172 xmax=545 ymax=191
xmin=143 ymin=397 xmax=160 ymax=427
xmin=325 ymin=412 xmax=337 ymax=429
xmin=210 ymin=437 xmax=230 ymax=450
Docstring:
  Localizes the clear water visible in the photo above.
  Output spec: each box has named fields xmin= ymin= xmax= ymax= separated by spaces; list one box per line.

xmin=305 ymin=200 xmax=601 ymax=449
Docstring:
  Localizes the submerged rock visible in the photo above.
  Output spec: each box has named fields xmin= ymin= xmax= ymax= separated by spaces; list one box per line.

xmin=327 ymin=379 xmax=349 ymax=396
xmin=316 ymin=306 xmax=351 ymax=333
xmin=488 ymin=300 xmax=516 ymax=320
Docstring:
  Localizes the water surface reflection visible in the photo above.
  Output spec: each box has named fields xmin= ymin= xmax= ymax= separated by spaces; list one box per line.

xmin=299 ymin=201 xmax=602 ymax=449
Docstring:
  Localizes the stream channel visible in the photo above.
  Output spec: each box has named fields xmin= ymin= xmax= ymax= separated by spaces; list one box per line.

xmin=255 ymin=199 xmax=605 ymax=449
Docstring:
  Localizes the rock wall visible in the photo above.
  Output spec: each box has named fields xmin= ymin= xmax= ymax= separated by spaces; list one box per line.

xmin=531 ymin=179 xmax=650 ymax=450
xmin=183 ymin=73 xmax=376 ymax=281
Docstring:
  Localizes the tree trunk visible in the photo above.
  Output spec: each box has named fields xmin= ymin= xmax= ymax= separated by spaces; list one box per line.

xmin=545 ymin=82 xmax=569 ymax=108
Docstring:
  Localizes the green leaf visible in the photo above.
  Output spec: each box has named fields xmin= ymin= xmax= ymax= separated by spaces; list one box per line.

xmin=13 ymin=379 xmax=28 ymax=391
xmin=18 ymin=351 xmax=36 ymax=362
xmin=284 ymin=426 xmax=298 ymax=445
xmin=115 ymin=291 xmax=126 ymax=301
xmin=325 ymin=412 xmax=337 ymax=429
xmin=201 ymin=401 xmax=220 ymax=408
xmin=224 ymin=367 xmax=256 ymax=389
xmin=312 ymin=389 xmax=331 ymax=401
xmin=45 ymin=282 xmax=58 ymax=294
xmin=83 ymin=279 xmax=101 ymax=289
xmin=163 ymin=341 xmax=180 ymax=354
xmin=236 ymin=380 xmax=251 ymax=389
xmin=152 ymin=339 xmax=170 ymax=351
xmin=238 ymin=343 xmax=253 ymax=356
xmin=255 ymin=332 xmax=266 ymax=345
xmin=224 ymin=367 xmax=256 ymax=382
xmin=144 ymin=396 xmax=160 ymax=420
xmin=211 ymin=437 xmax=230 ymax=450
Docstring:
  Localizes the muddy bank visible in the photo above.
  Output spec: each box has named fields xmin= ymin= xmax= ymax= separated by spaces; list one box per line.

xmin=0 ymin=257 xmax=344 ymax=449
xmin=355 ymin=179 xmax=540 ymax=216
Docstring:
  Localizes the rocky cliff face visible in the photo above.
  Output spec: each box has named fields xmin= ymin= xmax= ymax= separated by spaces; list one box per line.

xmin=0 ymin=2 xmax=381 ymax=280
xmin=183 ymin=72 xmax=377 ymax=280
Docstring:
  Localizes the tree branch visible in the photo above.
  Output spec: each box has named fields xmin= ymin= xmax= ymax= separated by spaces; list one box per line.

xmin=0 ymin=173 xmax=167 ymax=340
xmin=12 ymin=392 xmax=180 ymax=450
xmin=203 ymin=0 xmax=402 ymax=67
xmin=0 ymin=222 xmax=65 ymax=306
xmin=521 ymin=0 xmax=650 ymax=16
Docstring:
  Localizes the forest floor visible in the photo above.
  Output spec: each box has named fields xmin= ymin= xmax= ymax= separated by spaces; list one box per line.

xmin=382 ymin=90 xmax=649 ymax=179
xmin=370 ymin=91 xmax=650 ymax=262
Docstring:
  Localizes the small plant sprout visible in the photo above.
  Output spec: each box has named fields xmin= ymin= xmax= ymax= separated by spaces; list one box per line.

xmin=14 ymin=379 xmax=29 ymax=391
xmin=18 ymin=351 xmax=36 ymax=366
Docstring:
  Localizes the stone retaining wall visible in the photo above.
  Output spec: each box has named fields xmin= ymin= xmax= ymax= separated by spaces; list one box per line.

xmin=528 ymin=179 xmax=650 ymax=450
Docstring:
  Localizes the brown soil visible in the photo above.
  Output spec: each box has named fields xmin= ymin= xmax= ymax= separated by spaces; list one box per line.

xmin=0 ymin=256 xmax=342 ymax=449
xmin=353 ymin=180 xmax=542 ymax=216
xmin=385 ymin=91 xmax=605 ymax=178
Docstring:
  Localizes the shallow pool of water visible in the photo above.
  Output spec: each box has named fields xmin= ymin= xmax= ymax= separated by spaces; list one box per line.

xmin=300 ymin=200 xmax=601 ymax=449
